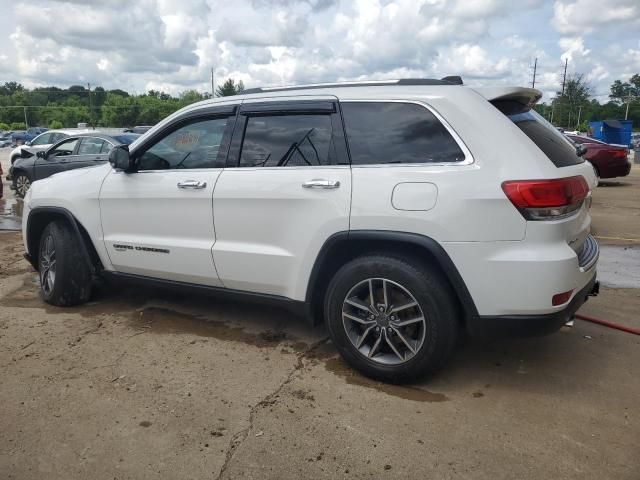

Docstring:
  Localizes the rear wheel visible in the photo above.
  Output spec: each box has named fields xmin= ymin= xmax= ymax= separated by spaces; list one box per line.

xmin=38 ymin=221 xmax=92 ymax=306
xmin=13 ymin=172 xmax=31 ymax=198
xmin=325 ymin=254 xmax=459 ymax=383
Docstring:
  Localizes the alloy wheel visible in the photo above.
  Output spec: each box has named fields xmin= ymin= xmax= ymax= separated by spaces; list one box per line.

xmin=341 ymin=278 xmax=427 ymax=365
xmin=15 ymin=175 xmax=30 ymax=197
xmin=40 ymin=234 xmax=56 ymax=295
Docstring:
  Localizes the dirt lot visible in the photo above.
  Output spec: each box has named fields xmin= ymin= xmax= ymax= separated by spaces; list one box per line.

xmin=1 ymin=150 xmax=639 ymax=479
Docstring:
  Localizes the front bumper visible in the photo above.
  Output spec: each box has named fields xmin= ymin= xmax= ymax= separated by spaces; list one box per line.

xmin=467 ymin=274 xmax=599 ymax=338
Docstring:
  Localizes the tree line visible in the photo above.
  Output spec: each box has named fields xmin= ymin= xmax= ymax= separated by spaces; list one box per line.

xmin=0 ymin=78 xmax=245 ymax=131
xmin=0 ymin=75 xmax=637 ymax=132
xmin=533 ymin=73 xmax=639 ymax=131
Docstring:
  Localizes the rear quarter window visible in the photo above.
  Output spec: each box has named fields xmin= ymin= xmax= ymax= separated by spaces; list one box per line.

xmin=505 ymin=109 xmax=584 ymax=167
xmin=341 ymin=102 xmax=466 ymax=165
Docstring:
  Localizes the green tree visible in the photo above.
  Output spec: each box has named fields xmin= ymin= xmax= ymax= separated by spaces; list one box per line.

xmin=609 ymin=74 xmax=640 ymax=104
xmin=552 ymin=74 xmax=593 ymax=129
xmin=216 ymin=78 xmax=245 ymax=97
xmin=0 ymin=122 xmax=9 ymax=131
xmin=49 ymin=120 xmax=63 ymax=129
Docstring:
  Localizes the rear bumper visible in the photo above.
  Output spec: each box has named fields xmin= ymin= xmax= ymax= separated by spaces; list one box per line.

xmin=467 ymin=274 xmax=599 ymax=338
xmin=600 ymin=161 xmax=631 ymax=179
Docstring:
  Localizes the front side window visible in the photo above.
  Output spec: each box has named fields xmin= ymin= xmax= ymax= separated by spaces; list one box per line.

xmin=341 ymin=102 xmax=466 ymax=165
xmin=239 ymin=114 xmax=336 ymax=167
xmin=49 ymin=138 xmax=78 ymax=157
xmin=138 ymin=117 xmax=231 ymax=170
xmin=77 ymin=137 xmax=106 ymax=155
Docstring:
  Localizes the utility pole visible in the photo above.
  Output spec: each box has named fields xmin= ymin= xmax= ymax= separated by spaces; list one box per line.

xmin=531 ymin=57 xmax=538 ymax=89
xmin=625 ymin=95 xmax=635 ymax=120
xmin=577 ymin=105 xmax=582 ymax=130
xmin=211 ymin=68 xmax=215 ymax=98
xmin=23 ymin=106 xmax=28 ymax=129
xmin=561 ymin=58 xmax=568 ymax=95
xmin=87 ymin=82 xmax=93 ymax=128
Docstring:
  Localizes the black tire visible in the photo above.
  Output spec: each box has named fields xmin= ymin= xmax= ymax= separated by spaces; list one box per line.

xmin=325 ymin=254 xmax=459 ymax=383
xmin=13 ymin=171 xmax=31 ymax=198
xmin=38 ymin=221 xmax=92 ymax=306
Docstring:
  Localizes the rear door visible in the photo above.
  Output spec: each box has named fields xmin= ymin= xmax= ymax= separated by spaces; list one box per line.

xmin=75 ymin=136 xmax=110 ymax=168
xmin=212 ymin=97 xmax=351 ymax=300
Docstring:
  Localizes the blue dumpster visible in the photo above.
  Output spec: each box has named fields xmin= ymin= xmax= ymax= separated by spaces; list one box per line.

xmin=589 ymin=119 xmax=633 ymax=146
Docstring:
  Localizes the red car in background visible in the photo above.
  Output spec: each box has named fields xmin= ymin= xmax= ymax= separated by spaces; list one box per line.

xmin=567 ymin=134 xmax=631 ymax=180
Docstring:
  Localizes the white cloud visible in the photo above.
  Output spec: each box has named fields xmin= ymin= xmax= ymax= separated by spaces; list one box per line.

xmin=0 ymin=0 xmax=636 ymax=103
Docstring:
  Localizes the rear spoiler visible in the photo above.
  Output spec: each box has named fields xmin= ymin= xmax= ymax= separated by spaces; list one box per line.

xmin=473 ymin=87 xmax=543 ymax=115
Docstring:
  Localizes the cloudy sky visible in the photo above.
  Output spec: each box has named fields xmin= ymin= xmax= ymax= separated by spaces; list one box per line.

xmin=0 ymin=0 xmax=638 ymax=102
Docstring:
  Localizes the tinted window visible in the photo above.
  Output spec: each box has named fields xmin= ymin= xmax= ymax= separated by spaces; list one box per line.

xmin=31 ymin=133 xmax=53 ymax=145
xmin=77 ymin=137 xmax=105 ymax=155
xmin=49 ymin=138 xmax=78 ymax=156
xmin=113 ymin=134 xmax=140 ymax=145
xmin=341 ymin=102 xmax=465 ymax=165
xmin=508 ymin=110 xmax=583 ymax=167
xmin=239 ymin=114 xmax=336 ymax=167
xmin=138 ymin=117 xmax=231 ymax=170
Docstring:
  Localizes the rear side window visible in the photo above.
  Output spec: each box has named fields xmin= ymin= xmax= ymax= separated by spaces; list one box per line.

xmin=506 ymin=110 xmax=584 ymax=167
xmin=239 ymin=114 xmax=336 ymax=167
xmin=341 ymin=102 xmax=465 ymax=165
xmin=77 ymin=137 xmax=105 ymax=155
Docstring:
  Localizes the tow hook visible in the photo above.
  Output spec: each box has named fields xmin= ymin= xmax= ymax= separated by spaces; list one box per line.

xmin=588 ymin=280 xmax=600 ymax=297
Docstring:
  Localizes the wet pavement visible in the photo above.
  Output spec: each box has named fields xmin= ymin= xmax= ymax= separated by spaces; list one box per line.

xmin=0 ymin=196 xmax=23 ymax=231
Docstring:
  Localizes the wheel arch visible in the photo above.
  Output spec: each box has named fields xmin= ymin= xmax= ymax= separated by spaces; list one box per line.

xmin=305 ymin=231 xmax=478 ymax=326
xmin=25 ymin=207 xmax=102 ymax=274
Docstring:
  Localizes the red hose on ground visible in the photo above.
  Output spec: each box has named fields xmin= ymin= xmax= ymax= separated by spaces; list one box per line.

xmin=575 ymin=314 xmax=640 ymax=336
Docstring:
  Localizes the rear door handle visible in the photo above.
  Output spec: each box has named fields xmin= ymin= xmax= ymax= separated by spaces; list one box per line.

xmin=177 ymin=180 xmax=207 ymax=189
xmin=302 ymin=179 xmax=340 ymax=189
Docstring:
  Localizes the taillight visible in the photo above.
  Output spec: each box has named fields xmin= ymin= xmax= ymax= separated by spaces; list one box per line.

xmin=609 ymin=149 xmax=627 ymax=159
xmin=501 ymin=176 xmax=589 ymax=221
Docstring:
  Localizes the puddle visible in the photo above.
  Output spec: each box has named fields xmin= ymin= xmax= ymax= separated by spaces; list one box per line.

xmin=0 ymin=197 xmax=23 ymax=231
xmin=129 ymin=306 xmax=307 ymax=350
xmin=597 ymin=245 xmax=640 ymax=289
xmin=322 ymin=353 xmax=449 ymax=403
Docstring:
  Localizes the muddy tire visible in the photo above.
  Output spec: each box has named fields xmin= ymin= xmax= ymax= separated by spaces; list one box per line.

xmin=325 ymin=254 xmax=459 ymax=383
xmin=38 ymin=221 xmax=92 ymax=306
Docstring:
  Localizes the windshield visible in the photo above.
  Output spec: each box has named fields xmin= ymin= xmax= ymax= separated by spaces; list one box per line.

xmin=508 ymin=109 xmax=584 ymax=167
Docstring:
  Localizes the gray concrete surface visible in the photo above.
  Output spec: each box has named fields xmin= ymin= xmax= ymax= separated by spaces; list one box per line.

xmin=1 ymin=149 xmax=639 ymax=479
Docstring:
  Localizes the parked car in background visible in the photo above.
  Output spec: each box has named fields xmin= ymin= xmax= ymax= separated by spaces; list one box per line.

xmin=124 ymin=125 xmax=154 ymax=134
xmin=0 ymin=132 xmax=14 ymax=148
xmin=10 ymin=132 xmax=140 ymax=198
xmin=9 ymin=129 xmax=87 ymax=166
xmin=11 ymin=127 xmax=49 ymax=145
xmin=631 ymin=132 xmax=640 ymax=149
xmin=566 ymin=134 xmax=631 ymax=181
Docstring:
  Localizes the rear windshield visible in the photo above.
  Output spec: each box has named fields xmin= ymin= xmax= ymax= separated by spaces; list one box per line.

xmin=112 ymin=134 xmax=140 ymax=145
xmin=506 ymin=109 xmax=584 ymax=167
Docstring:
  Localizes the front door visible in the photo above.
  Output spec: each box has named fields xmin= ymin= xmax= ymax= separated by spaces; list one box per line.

xmin=35 ymin=137 xmax=79 ymax=180
xmin=212 ymin=97 xmax=352 ymax=300
xmin=99 ymin=106 xmax=237 ymax=286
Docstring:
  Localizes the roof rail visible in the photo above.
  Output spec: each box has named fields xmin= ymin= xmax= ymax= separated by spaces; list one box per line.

xmin=241 ymin=76 xmax=463 ymax=95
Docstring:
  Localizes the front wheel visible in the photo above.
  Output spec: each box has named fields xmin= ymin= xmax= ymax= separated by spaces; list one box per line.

xmin=13 ymin=172 xmax=31 ymax=198
xmin=325 ymin=254 xmax=459 ymax=383
xmin=38 ymin=221 xmax=92 ymax=306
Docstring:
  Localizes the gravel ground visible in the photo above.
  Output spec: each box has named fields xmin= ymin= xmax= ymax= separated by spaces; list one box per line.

xmin=1 ymin=149 xmax=639 ymax=479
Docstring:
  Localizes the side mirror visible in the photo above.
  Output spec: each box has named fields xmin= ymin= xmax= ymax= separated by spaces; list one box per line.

xmin=109 ymin=145 xmax=134 ymax=172
xmin=36 ymin=150 xmax=46 ymax=159
xmin=25 ymin=141 xmax=32 ymax=146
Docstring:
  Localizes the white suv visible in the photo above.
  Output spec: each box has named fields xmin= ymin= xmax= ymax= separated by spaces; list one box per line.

xmin=21 ymin=78 xmax=599 ymax=382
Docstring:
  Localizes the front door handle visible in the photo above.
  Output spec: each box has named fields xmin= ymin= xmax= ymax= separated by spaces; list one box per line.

xmin=177 ymin=180 xmax=207 ymax=189
xmin=302 ymin=179 xmax=340 ymax=189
